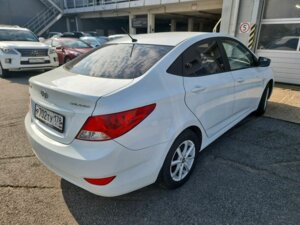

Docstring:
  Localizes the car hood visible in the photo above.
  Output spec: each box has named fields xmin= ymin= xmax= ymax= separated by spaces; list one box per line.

xmin=0 ymin=41 xmax=49 ymax=49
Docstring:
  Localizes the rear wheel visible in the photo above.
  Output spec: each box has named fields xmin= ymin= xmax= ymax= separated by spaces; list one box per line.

xmin=255 ymin=84 xmax=270 ymax=116
xmin=159 ymin=130 xmax=200 ymax=189
xmin=0 ymin=64 xmax=9 ymax=78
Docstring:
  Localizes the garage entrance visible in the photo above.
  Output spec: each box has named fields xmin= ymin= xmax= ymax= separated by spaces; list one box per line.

xmin=256 ymin=0 xmax=300 ymax=85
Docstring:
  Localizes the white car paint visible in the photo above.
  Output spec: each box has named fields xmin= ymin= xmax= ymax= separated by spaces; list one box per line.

xmin=25 ymin=32 xmax=274 ymax=197
xmin=0 ymin=26 xmax=58 ymax=75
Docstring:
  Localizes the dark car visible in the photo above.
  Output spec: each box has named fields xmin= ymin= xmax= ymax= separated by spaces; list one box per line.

xmin=46 ymin=32 xmax=62 ymax=39
xmin=44 ymin=38 xmax=93 ymax=65
xmin=60 ymin=31 xmax=90 ymax=38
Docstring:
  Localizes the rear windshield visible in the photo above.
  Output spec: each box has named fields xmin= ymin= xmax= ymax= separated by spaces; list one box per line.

xmin=65 ymin=44 xmax=173 ymax=79
xmin=0 ymin=29 xmax=38 ymax=42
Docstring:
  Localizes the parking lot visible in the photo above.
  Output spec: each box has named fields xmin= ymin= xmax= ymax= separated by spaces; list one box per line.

xmin=1 ymin=73 xmax=300 ymax=225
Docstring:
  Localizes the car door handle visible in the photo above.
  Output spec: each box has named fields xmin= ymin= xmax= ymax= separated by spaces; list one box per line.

xmin=191 ymin=86 xmax=206 ymax=93
xmin=237 ymin=78 xmax=245 ymax=83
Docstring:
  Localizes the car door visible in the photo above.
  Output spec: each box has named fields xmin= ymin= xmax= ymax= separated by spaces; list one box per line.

xmin=182 ymin=39 xmax=235 ymax=138
xmin=220 ymin=38 xmax=264 ymax=115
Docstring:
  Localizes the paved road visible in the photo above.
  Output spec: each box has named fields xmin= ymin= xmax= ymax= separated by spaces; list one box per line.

xmin=0 ymin=73 xmax=300 ymax=225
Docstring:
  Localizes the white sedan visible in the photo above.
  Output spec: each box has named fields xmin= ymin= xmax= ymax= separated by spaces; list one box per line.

xmin=25 ymin=32 xmax=274 ymax=197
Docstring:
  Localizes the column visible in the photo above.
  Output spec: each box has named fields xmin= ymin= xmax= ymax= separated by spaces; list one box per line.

xmin=129 ymin=14 xmax=136 ymax=34
xmin=147 ymin=12 xmax=155 ymax=33
xmin=170 ymin=19 xmax=176 ymax=32
xmin=188 ymin=18 xmax=194 ymax=31
xmin=66 ymin=17 xmax=71 ymax=32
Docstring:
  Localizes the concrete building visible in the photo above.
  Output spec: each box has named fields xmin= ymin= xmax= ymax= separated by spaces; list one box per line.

xmin=0 ymin=0 xmax=299 ymax=84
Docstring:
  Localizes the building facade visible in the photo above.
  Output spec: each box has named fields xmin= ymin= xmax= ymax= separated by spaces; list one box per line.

xmin=0 ymin=0 xmax=299 ymax=84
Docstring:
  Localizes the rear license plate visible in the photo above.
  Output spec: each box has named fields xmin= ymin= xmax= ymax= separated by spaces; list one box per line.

xmin=35 ymin=104 xmax=64 ymax=133
xmin=29 ymin=58 xmax=45 ymax=63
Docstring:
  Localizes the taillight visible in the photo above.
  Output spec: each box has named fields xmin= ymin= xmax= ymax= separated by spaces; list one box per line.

xmin=76 ymin=104 xmax=156 ymax=141
xmin=84 ymin=176 xmax=116 ymax=186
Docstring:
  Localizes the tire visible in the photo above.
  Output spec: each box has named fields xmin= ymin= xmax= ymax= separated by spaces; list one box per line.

xmin=64 ymin=57 xmax=71 ymax=64
xmin=255 ymin=84 xmax=270 ymax=116
xmin=0 ymin=64 xmax=9 ymax=78
xmin=159 ymin=129 xmax=201 ymax=189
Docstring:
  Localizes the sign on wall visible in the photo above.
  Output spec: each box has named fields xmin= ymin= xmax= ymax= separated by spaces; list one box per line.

xmin=132 ymin=18 xmax=147 ymax=28
xmin=239 ymin=21 xmax=251 ymax=33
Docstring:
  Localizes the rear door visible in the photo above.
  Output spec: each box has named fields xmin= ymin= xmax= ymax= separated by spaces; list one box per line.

xmin=220 ymin=38 xmax=265 ymax=115
xmin=182 ymin=39 xmax=235 ymax=138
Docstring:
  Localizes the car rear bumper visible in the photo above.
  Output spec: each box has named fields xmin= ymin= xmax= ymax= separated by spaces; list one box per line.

xmin=25 ymin=113 xmax=168 ymax=197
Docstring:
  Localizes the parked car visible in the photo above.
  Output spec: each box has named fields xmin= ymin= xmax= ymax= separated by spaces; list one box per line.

xmin=46 ymin=32 xmax=62 ymax=39
xmin=108 ymin=34 xmax=127 ymax=41
xmin=25 ymin=32 xmax=274 ymax=197
xmin=80 ymin=36 xmax=107 ymax=48
xmin=60 ymin=31 xmax=90 ymax=38
xmin=0 ymin=25 xmax=59 ymax=78
xmin=44 ymin=38 xmax=93 ymax=65
xmin=85 ymin=31 xmax=98 ymax=37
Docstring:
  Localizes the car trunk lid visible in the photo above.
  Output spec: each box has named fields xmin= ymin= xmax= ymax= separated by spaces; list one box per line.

xmin=29 ymin=67 xmax=133 ymax=144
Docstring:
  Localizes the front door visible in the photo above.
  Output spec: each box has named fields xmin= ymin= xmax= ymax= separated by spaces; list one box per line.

xmin=183 ymin=39 xmax=235 ymax=138
xmin=220 ymin=39 xmax=264 ymax=115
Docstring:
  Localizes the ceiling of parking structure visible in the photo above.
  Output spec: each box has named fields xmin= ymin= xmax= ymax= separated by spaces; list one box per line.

xmin=155 ymin=10 xmax=221 ymax=22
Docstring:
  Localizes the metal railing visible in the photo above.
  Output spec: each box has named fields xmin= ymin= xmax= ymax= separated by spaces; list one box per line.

xmin=23 ymin=0 xmax=63 ymax=35
xmin=63 ymin=0 xmax=139 ymax=9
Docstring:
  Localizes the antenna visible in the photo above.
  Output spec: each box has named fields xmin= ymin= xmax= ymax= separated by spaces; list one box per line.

xmin=121 ymin=27 xmax=137 ymax=43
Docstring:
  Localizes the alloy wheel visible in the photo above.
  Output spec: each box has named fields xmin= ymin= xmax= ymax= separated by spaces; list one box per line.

xmin=170 ymin=140 xmax=195 ymax=182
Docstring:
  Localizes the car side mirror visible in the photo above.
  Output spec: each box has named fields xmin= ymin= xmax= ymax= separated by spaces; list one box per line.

xmin=258 ymin=57 xmax=271 ymax=67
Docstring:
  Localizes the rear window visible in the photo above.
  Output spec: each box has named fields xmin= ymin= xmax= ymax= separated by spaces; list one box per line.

xmin=65 ymin=44 xmax=173 ymax=79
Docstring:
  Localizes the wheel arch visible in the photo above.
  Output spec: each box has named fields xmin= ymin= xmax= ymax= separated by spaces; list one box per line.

xmin=184 ymin=125 xmax=203 ymax=151
xmin=267 ymin=79 xmax=274 ymax=99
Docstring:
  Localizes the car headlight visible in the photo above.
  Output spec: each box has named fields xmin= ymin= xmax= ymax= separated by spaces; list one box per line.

xmin=0 ymin=48 xmax=18 ymax=55
xmin=48 ymin=48 xmax=56 ymax=55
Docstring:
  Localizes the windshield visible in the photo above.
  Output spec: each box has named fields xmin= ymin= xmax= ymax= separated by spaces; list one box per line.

xmin=0 ymin=29 xmax=38 ymax=42
xmin=55 ymin=39 xmax=91 ymax=48
xmin=65 ymin=44 xmax=173 ymax=79
xmin=81 ymin=38 xmax=99 ymax=46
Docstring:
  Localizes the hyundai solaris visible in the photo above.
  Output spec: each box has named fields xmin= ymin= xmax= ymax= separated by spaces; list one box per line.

xmin=25 ymin=32 xmax=274 ymax=197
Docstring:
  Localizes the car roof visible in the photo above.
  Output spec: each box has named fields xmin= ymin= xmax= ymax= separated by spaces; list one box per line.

xmin=109 ymin=32 xmax=214 ymax=46
xmin=51 ymin=37 xmax=79 ymax=41
xmin=80 ymin=36 xmax=96 ymax=39
xmin=0 ymin=25 xmax=29 ymax=31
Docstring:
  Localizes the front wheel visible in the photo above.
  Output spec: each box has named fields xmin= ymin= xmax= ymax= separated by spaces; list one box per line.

xmin=255 ymin=85 xmax=270 ymax=116
xmin=64 ymin=57 xmax=71 ymax=64
xmin=0 ymin=64 xmax=9 ymax=78
xmin=159 ymin=130 xmax=200 ymax=189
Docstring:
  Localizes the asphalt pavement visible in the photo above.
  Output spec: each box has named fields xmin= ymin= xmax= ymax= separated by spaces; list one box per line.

xmin=0 ymin=73 xmax=299 ymax=225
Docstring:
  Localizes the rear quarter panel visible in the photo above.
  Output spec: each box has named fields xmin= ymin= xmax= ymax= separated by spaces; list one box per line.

xmin=92 ymin=69 xmax=204 ymax=151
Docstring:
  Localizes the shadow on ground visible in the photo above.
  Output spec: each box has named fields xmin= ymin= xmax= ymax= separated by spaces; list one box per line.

xmin=1 ymin=71 xmax=41 ymax=85
xmin=61 ymin=117 xmax=300 ymax=225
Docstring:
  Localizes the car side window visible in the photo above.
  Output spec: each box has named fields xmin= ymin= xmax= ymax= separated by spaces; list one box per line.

xmin=183 ymin=40 xmax=225 ymax=77
xmin=167 ymin=56 xmax=183 ymax=76
xmin=221 ymin=39 xmax=256 ymax=70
